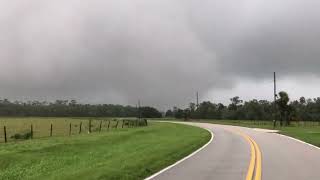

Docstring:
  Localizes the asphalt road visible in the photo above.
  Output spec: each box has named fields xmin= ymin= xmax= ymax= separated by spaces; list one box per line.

xmin=148 ymin=122 xmax=320 ymax=180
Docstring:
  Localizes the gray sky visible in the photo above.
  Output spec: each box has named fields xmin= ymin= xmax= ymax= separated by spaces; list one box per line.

xmin=1 ymin=0 xmax=320 ymax=109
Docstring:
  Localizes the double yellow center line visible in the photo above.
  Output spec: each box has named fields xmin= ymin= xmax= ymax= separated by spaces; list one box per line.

xmin=230 ymin=129 xmax=262 ymax=180
xmin=241 ymin=132 xmax=262 ymax=180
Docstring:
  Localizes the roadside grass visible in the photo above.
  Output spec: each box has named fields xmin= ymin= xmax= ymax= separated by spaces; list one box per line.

xmin=153 ymin=118 xmax=320 ymax=147
xmin=278 ymin=126 xmax=320 ymax=147
xmin=198 ymin=119 xmax=320 ymax=147
xmin=0 ymin=122 xmax=210 ymax=180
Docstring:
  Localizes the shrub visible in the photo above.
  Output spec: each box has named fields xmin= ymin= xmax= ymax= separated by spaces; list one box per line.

xmin=11 ymin=132 xmax=32 ymax=140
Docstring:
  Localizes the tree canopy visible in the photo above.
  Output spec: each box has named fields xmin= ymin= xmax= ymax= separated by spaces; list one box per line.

xmin=166 ymin=93 xmax=320 ymax=124
xmin=0 ymin=99 xmax=162 ymax=118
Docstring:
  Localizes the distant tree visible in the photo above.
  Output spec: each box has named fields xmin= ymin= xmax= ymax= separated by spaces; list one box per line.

xmin=183 ymin=108 xmax=191 ymax=121
xmin=276 ymin=91 xmax=290 ymax=126
xmin=164 ymin=94 xmax=320 ymax=124
xmin=165 ymin=110 xmax=173 ymax=117
xmin=140 ymin=106 xmax=162 ymax=118
xmin=287 ymin=104 xmax=296 ymax=125
xmin=231 ymin=96 xmax=243 ymax=105
xmin=0 ymin=99 xmax=162 ymax=118
xmin=173 ymin=107 xmax=178 ymax=115
xmin=174 ymin=108 xmax=184 ymax=119
xmin=299 ymin=97 xmax=306 ymax=105
xmin=189 ymin=103 xmax=196 ymax=112
xmin=69 ymin=100 xmax=77 ymax=106
xmin=229 ymin=96 xmax=243 ymax=110
xmin=4 ymin=94 xmax=320 ymax=123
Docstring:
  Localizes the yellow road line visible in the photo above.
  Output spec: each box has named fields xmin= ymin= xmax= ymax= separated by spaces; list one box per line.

xmin=228 ymin=129 xmax=262 ymax=180
xmin=244 ymin=134 xmax=256 ymax=180
xmin=252 ymin=138 xmax=262 ymax=180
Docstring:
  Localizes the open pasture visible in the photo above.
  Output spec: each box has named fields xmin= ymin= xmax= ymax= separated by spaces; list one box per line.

xmin=0 ymin=117 xmax=135 ymax=143
xmin=0 ymin=121 xmax=210 ymax=180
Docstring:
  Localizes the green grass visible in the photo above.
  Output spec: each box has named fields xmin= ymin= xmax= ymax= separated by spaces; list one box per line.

xmin=153 ymin=118 xmax=320 ymax=147
xmin=0 ymin=117 xmax=124 ymax=142
xmin=277 ymin=126 xmax=320 ymax=147
xmin=196 ymin=119 xmax=320 ymax=147
xmin=0 ymin=121 xmax=210 ymax=180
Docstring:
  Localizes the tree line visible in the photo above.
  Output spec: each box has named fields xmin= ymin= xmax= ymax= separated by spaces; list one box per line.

xmin=166 ymin=91 xmax=320 ymax=126
xmin=0 ymin=99 xmax=162 ymax=118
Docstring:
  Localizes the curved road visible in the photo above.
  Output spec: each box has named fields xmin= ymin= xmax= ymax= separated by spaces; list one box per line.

xmin=148 ymin=122 xmax=320 ymax=180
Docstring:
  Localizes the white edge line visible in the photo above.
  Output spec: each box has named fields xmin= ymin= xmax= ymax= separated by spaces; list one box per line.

xmin=144 ymin=124 xmax=214 ymax=180
xmin=208 ymin=122 xmax=320 ymax=150
xmin=275 ymin=133 xmax=320 ymax=150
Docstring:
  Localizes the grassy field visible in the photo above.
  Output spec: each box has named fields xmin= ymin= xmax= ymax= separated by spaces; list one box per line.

xmin=0 ymin=117 xmax=124 ymax=143
xmin=0 ymin=120 xmax=210 ymax=180
xmin=198 ymin=119 xmax=320 ymax=147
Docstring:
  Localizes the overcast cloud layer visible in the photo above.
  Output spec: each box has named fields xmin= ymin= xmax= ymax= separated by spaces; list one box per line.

xmin=1 ymin=0 xmax=320 ymax=108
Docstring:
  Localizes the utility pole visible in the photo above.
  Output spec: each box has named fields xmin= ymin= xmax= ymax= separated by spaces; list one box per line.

xmin=138 ymin=100 xmax=141 ymax=120
xmin=196 ymin=92 xmax=199 ymax=108
xmin=273 ymin=72 xmax=277 ymax=128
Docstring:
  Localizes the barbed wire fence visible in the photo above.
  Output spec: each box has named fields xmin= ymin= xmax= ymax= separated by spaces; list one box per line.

xmin=0 ymin=118 xmax=148 ymax=143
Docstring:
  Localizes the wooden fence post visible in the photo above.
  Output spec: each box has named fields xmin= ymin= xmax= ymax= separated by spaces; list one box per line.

xmin=115 ymin=120 xmax=119 ymax=129
xmin=107 ymin=120 xmax=111 ymax=130
xmin=99 ymin=120 xmax=102 ymax=132
xmin=89 ymin=120 xmax=92 ymax=134
xmin=69 ymin=123 xmax=72 ymax=136
xmin=4 ymin=126 xmax=7 ymax=143
xmin=79 ymin=122 xmax=82 ymax=134
xmin=30 ymin=124 xmax=33 ymax=139
xmin=50 ymin=124 xmax=53 ymax=137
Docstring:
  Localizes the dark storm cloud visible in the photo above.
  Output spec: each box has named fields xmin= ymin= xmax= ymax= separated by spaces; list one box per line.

xmin=188 ymin=0 xmax=320 ymax=78
xmin=0 ymin=0 xmax=320 ymax=107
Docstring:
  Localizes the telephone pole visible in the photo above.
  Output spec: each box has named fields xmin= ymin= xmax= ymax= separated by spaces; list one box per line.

xmin=138 ymin=100 xmax=141 ymax=120
xmin=196 ymin=92 xmax=199 ymax=108
xmin=273 ymin=72 xmax=277 ymax=128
